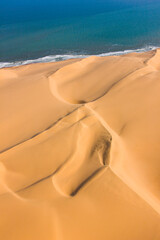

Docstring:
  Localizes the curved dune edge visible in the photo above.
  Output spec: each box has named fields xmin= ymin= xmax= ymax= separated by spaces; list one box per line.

xmin=0 ymin=50 xmax=160 ymax=240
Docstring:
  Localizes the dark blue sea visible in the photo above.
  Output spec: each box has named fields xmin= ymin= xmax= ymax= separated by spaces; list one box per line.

xmin=0 ymin=0 xmax=160 ymax=68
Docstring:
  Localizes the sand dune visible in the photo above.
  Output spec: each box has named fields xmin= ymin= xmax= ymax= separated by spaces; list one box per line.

xmin=0 ymin=50 xmax=160 ymax=239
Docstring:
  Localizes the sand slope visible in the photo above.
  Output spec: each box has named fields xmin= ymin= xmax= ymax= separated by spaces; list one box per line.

xmin=0 ymin=50 xmax=160 ymax=240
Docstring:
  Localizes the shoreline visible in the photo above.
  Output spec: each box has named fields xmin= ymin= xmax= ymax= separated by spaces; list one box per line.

xmin=0 ymin=45 xmax=158 ymax=69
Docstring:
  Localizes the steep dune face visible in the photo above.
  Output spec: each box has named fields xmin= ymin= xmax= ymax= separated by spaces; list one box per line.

xmin=49 ymin=50 xmax=160 ymax=213
xmin=0 ymin=50 xmax=160 ymax=240
xmin=49 ymin=55 xmax=145 ymax=104
xmin=0 ymin=59 xmax=79 ymax=152
xmin=88 ymin=51 xmax=160 ymax=214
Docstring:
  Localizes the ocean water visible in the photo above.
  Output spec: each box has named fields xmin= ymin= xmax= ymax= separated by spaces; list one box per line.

xmin=0 ymin=1 xmax=160 ymax=68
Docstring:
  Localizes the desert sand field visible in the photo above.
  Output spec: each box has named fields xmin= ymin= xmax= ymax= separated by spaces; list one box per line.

xmin=0 ymin=49 xmax=160 ymax=240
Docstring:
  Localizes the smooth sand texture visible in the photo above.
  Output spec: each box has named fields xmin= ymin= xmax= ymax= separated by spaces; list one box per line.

xmin=0 ymin=50 xmax=160 ymax=240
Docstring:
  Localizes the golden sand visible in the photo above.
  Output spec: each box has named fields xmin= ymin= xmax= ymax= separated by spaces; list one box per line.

xmin=0 ymin=50 xmax=160 ymax=239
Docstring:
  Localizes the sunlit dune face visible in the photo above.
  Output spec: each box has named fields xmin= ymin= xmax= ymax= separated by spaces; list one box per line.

xmin=49 ymin=55 xmax=144 ymax=104
xmin=49 ymin=49 xmax=160 ymax=211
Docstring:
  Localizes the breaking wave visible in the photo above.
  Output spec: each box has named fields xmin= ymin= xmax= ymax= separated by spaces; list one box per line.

xmin=0 ymin=46 xmax=158 ymax=69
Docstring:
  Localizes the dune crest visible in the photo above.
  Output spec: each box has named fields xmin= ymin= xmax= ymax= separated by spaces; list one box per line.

xmin=49 ymin=54 xmax=145 ymax=104
xmin=0 ymin=50 xmax=160 ymax=240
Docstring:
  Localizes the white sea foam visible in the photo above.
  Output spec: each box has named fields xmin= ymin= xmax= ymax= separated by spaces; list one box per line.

xmin=0 ymin=46 xmax=158 ymax=69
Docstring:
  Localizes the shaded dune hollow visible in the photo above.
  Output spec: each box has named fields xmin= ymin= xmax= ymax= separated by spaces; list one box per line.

xmin=0 ymin=50 xmax=160 ymax=240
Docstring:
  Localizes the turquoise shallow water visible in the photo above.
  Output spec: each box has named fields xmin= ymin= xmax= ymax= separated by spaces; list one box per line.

xmin=0 ymin=1 xmax=160 ymax=67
